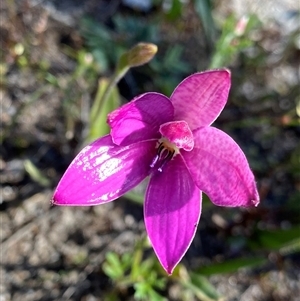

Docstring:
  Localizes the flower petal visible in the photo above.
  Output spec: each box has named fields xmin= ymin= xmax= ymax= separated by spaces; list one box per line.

xmin=170 ymin=69 xmax=231 ymax=130
xmin=52 ymin=135 xmax=156 ymax=206
xmin=108 ymin=92 xmax=174 ymax=146
xmin=183 ymin=127 xmax=259 ymax=207
xmin=144 ymin=155 xmax=201 ymax=274
xmin=159 ymin=120 xmax=194 ymax=151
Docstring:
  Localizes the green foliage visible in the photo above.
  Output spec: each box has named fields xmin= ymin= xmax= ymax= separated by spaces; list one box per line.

xmin=103 ymin=252 xmax=132 ymax=280
xmin=194 ymin=0 xmax=216 ymax=46
xmin=124 ymin=190 xmax=145 ymax=205
xmin=102 ymin=243 xmax=226 ymax=301
xmin=87 ymin=78 xmax=120 ymax=143
xmin=210 ymin=14 xmax=260 ymax=68
xmin=250 ymin=226 xmax=300 ymax=251
xmin=80 ymin=16 xmax=158 ymax=72
xmin=187 ymin=273 xmax=221 ymax=301
xmin=164 ymin=0 xmax=183 ymax=21
xmin=196 ymin=257 xmax=267 ymax=276
xmin=86 ymin=43 xmax=157 ymax=144
xmin=23 ymin=159 xmax=51 ymax=187
xmin=195 ymin=226 xmax=300 ymax=277
xmin=102 ymin=247 xmax=167 ymax=301
xmin=80 ymin=12 xmax=192 ymax=97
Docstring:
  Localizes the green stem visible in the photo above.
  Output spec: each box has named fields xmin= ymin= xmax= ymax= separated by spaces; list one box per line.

xmin=91 ymin=66 xmax=129 ymax=125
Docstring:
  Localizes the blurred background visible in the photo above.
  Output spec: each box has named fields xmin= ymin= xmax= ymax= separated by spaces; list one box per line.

xmin=1 ymin=0 xmax=300 ymax=300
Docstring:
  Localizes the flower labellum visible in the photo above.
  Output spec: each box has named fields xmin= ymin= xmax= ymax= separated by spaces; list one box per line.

xmin=52 ymin=69 xmax=259 ymax=274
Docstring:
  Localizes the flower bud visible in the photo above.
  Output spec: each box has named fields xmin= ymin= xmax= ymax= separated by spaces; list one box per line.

xmin=127 ymin=43 xmax=158 ymax=67
xmin=234 ymin=16 xmax=249 ymax=36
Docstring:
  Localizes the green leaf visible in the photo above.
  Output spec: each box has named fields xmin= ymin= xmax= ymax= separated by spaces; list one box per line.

xmin=23 ymin=159 xmax=51 ymax=187
xmin=148 ymin=288 xmax=167 ymax=301
xmin=134 ymin=282 xmax=149 ymax=300
xmin=194 ymin=0 xmax=216 ymax=45
xmin=252 ymin=226 xmax=300 ymax=250
xmin=134 ymin=282 xmax=166 ymax=301
xmin=185 ymin=273 xmax=221 ymax=301
xmin=124 ymin=190 xmax=145 ymax=205
xmin=121 ymin=253 xmax=132 ymax=270
xmin=45 ymin=73 xmax=59 ymax=86
xmin=196 ymin=257 xmax=267 ymax=276
xmin=279 ymin=236 xmax=300 ymax=256
xmin=103 ymin=252 xmax=125 ymax=280
xmin=131 ymin=249 xmax=143 ymax=280
xmin=165 ymin=0 xmax=183 ymax=21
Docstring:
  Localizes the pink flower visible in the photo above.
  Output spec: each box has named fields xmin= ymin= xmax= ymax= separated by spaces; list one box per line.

xmin=52 ymin=69 xmax=259 ymax=274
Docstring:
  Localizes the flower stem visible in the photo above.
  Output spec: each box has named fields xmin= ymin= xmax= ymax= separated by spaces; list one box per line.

xmin=91 ymin=65 xmax=129 ymax=125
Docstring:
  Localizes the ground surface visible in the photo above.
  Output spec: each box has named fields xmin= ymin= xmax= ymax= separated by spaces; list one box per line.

xmin=1 ymin=0 xmax=300 ymax=300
